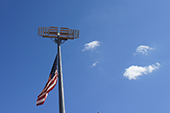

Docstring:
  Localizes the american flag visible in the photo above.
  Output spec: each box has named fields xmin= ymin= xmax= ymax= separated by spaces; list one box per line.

xmin=36 ymin=54 xmax=58 ymax=106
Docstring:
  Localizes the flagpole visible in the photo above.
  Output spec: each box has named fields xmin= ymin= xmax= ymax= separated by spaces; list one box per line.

xmin=38 ymin=26 xmax=79 ymax=110
xmin=57 ymin=37 xmax=66 ymax=113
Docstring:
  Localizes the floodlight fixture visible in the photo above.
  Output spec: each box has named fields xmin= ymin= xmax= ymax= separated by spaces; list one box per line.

xmin=38 ymin=26 xmax=79 ymax=40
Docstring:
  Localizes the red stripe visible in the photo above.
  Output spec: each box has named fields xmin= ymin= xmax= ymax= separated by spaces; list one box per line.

xmin=37 ymin=94 xmax=46 ymax=101
xmin=36 ymin=93 xmax=48 ymax=106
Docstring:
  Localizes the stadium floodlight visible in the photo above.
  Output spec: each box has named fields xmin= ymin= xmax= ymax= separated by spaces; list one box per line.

xmin=38 ymin=26 xmax=79 ymax=113
xmin=38 ymin=26 xmax=79 ymax=40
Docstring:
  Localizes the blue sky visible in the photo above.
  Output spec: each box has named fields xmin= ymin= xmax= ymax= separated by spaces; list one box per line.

xmin=1 ymin=0 xmax=170 ymax=113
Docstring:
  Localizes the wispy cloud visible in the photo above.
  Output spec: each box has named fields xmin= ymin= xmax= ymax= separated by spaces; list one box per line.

xmin=92 ymin=61 xmax=98 ymax=67
xmin=123 ymin=63 xmax=160 ymax=80
xmin=82 ymin=41 xmax=100 ymax=51
xmin=134 ymin=45 xmax=154 ymax=55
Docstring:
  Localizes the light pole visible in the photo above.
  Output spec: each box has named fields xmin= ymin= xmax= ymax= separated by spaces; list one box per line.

xmin=38 ymin=26 xmax=79 ymax=113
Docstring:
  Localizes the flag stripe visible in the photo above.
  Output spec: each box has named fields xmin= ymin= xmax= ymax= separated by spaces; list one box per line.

xmin=36 ymin=93 xmax=48 ymax=106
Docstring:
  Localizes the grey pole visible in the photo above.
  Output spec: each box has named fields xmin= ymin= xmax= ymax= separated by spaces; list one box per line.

xmin=57 ymin=38 xmax=66 ymax=113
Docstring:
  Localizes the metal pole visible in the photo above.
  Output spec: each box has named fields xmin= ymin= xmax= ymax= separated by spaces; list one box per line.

xmin=57 ymin=38 xmax=66 ymax=113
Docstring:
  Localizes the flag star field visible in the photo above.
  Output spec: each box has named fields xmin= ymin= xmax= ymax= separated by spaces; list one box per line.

xmin=1 ymin=0 xmax=170 ymax=113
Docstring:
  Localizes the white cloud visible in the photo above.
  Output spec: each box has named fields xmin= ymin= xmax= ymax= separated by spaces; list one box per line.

xmin=92 ymin=61 xmax=98 ymax=67
xmin=123 ymin=63 xmax=160 ymax=80
xmin=134 ymin=45 xmax=154 ymax=55
xmin=82 ymin=41 xmax=100 ymax=51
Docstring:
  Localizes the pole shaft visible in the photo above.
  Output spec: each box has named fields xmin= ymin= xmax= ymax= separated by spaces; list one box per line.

xmin=57 ymin=38 xmax=66 ymax=113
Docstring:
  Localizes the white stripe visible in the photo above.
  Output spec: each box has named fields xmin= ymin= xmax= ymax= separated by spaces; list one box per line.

xmin=47 ymin=77 xmax=57 ymax=92
xmin=38 ymin=92 xmax=46 ymax=98
xmin=36 ymin=93 xmax=48 ymax=105
xmin=36 ymin=98 xmax=45 ymax=105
